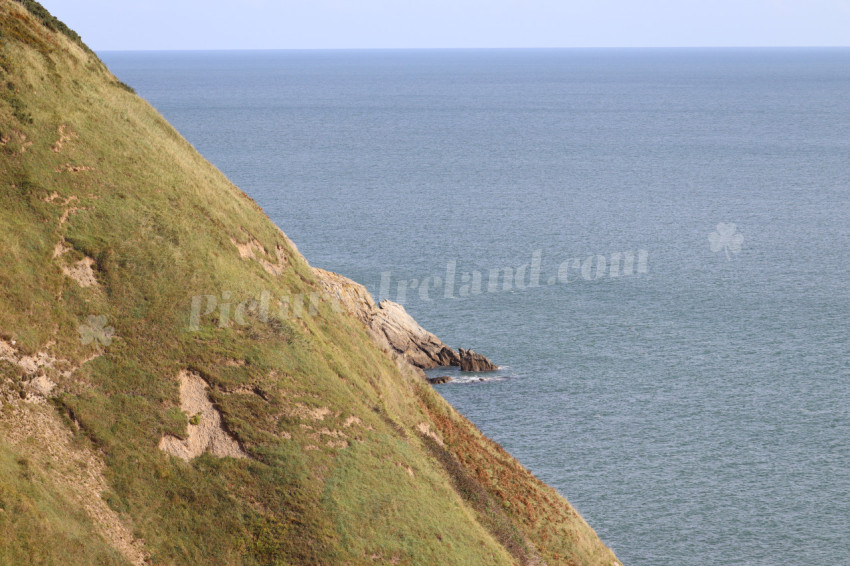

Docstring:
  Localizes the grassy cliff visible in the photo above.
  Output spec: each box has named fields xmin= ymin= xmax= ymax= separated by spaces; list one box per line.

xmin=0 ymin=2 xmax=620 ymax=564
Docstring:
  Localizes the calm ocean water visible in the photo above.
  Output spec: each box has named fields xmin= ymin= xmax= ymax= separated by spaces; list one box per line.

xmin=102 ymin=49 xmax=850 ymax=565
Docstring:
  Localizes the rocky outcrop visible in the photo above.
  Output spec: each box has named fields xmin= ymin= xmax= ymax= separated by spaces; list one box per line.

xmin=426 ymin=375 xmax=453 ymax=385
xmin=372 ymin=300 xmax=461 ymax=368
xmin=313 ymin=267 xmax=376 ymax=326
xmin=459 ymin=348 xmax=499 ymax=372
xmin=315 ymin=268 xmax=497 ymax=371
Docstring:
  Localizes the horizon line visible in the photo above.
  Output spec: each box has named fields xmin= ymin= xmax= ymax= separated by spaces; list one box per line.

xmin=95 ymin=45 xmax=850 ymax=53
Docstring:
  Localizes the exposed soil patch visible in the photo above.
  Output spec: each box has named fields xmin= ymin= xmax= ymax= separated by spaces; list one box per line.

xmin=158 ymin=370 xmax=248 ymax=461
xmin=53 ymin=239 xmax=71 ymax=258
xmin=0 ymin=339 xmax=98 ymax=404
xmin=284 ymin=403 xmax=331 ymax=421
xmin=343 ymin=415 xmax=363 ymax=428
xmin=3 ymin=130 xmax=32 ymax=153
xmin=62 ymin=256 xmax=98 ymax=287
xmin=55 ymin=163 xmax=94 ymax=173
xmin=43 ymin=192 xmax=77 ymax=205
xmin=51 ymin=123 xmax=76 ymax=153
xmin=230 ymin=232 xmax=287 ymax=276
xmin=416 ymin=422 xmax=445 ymax=447
xmin=1 ymin=338 xmax=59 ymax=376
xmin=58 ymin=205 xmax=82 ymax=227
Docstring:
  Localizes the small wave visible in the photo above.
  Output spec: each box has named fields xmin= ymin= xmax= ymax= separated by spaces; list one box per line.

xmin=446 ymin=375 xmax=511 ymax=385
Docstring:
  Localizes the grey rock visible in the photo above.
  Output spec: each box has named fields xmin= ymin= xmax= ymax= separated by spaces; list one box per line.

xmin=314 ymin=268 xmax=461 ymax=369
xmin=458 ymin=348 xmax=498 ymax=372
xmin=314 ymin=268 xmax=498 ymax=374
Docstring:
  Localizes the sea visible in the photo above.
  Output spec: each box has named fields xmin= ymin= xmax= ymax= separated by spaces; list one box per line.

xmin=101 ymin=48 xmax=850 ymax=566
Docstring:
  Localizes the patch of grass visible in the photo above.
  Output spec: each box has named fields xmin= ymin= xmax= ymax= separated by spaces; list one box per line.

xmin=1 ymin=80 xmax=32 ymax=123
xmin=163 ymin=406 xmax=189 ymax=437
xmin=250 ymin=516 xmax=291 ymax=566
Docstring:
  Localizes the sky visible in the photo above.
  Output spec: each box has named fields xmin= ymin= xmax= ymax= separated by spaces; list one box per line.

xmin=41 ymin=0 xmax=850 ymax=50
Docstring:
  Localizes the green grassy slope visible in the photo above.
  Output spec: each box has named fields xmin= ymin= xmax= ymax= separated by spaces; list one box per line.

xmin=0 ymin=2 xmax=620 ymax=564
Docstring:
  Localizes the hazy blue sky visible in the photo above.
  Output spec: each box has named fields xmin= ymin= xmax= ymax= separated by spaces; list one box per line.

xmin=41 ymin=0 xmax=850 ymax=50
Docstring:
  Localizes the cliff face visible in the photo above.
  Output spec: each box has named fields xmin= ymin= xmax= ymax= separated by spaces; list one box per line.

xmin=0 ymin=2 xmax=619 ymax=565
